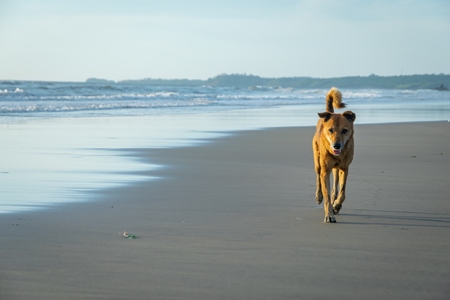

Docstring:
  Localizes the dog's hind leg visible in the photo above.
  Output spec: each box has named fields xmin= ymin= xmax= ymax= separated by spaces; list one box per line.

xmin=315 ymin=167 xmax=323 ymax=205
xmin=313 ymin=141 xmax=323 ymax=205
xmin=332 ymin=168 xmax=348 ymax=214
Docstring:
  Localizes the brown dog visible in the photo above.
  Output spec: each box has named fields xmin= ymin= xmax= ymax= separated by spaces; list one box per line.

xmin=312 ymin=88 xmax=356 ymax=223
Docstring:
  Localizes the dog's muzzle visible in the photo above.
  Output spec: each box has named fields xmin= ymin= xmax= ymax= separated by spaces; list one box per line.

xmin=332 ymin=143 xmax=342 ymax=155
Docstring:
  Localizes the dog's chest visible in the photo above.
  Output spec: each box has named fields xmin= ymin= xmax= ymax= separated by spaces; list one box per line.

xmin=328 ymin=152 xmax=346 ymax=167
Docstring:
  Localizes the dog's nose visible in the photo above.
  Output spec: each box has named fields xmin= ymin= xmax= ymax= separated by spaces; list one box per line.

xmin=333 ymin=143 xmax=341 ymax=149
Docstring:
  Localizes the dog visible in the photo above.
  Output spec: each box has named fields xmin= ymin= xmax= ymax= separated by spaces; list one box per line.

xmin=312 ymin=87 xmax=356 ymax=223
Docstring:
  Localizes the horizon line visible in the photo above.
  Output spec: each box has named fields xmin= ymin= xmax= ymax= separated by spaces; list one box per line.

xmin=1 ymin=72 xmax=450 ymax=83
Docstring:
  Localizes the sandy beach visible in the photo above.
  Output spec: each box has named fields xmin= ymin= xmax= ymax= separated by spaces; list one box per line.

xmin=2 ymin=121 xmax=450 ymax=299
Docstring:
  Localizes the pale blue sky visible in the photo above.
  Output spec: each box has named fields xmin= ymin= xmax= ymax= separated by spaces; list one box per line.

xmin=0 ymin=0 xmax=449 ymax=81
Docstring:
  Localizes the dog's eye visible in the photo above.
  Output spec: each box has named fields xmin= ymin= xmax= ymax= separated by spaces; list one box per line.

xmin=341 ymin=129 xmax=348 ymax=134
xmin=328 ymin=128 xmax=334 ymax=133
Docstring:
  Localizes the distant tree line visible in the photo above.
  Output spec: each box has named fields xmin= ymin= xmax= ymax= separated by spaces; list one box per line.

xmin=87 ymin=73 xmax=450 ymax=90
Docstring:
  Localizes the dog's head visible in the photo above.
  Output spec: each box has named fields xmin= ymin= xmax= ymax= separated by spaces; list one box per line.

xmin=318 ymin=111 xmax=356 ymax=156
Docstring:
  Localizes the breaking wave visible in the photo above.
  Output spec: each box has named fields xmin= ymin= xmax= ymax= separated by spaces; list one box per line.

xmin=1 ymin=80 xmax=448 ymax=119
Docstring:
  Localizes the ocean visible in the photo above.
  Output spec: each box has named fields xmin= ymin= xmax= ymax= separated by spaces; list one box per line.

xmin=1 ymin=80 xmax=450 ymax=213
xmin=2 ymin=81 xmax=450 ymax=121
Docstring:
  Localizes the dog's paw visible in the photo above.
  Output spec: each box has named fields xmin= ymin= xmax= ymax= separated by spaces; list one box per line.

xmin=332 ymin=203 xmax=342 ymax=214
xmin=315 ymin=194 xmax=323 ymax=205
xmin=324 ymin=215 xmax=336 ymax=223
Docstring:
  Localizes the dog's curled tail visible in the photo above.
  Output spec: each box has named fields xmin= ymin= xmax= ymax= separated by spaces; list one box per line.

xmin=326 ymin=87 xmax=345 ymax=113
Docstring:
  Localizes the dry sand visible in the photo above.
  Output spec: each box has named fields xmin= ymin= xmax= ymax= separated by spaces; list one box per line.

xmin=2 ymin=121 xmax=450 ymax=299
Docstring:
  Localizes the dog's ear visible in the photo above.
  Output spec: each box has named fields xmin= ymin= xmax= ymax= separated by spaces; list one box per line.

xmin=343 ymin=111 xmax=356 ymax=122
xmin=318 ymin=112 xmax=331 ymax=121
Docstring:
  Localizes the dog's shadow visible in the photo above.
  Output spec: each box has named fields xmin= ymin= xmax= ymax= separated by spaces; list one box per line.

xmin=338 ymin=208 xmax=450 ymax=228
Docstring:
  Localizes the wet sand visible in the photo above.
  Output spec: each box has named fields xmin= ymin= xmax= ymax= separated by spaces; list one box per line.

xmin=2 ymin=122 xmax=450 ymax=299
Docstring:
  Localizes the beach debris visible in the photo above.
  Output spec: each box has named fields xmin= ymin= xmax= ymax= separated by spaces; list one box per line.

xmin=123 ymin=231 xmax=138 ymax=239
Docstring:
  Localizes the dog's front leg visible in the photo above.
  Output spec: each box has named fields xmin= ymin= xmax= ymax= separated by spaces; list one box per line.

xmin=320 ymin=168 xmax=336 ymax=223
xmin=331 ymin=168 xmax=339 ymax=205
xmin=332 ymin=168 xmax=348 ymax=214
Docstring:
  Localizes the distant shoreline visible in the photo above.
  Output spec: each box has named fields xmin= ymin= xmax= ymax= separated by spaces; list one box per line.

xmin=86 ymin=73 xmax=450 ymax=90
xmin=2 ymin=73 xmax=449 ymax=90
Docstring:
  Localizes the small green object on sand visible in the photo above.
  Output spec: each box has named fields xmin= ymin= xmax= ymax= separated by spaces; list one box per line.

xmin=123 ymin=231 xmax=138 ymax=239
